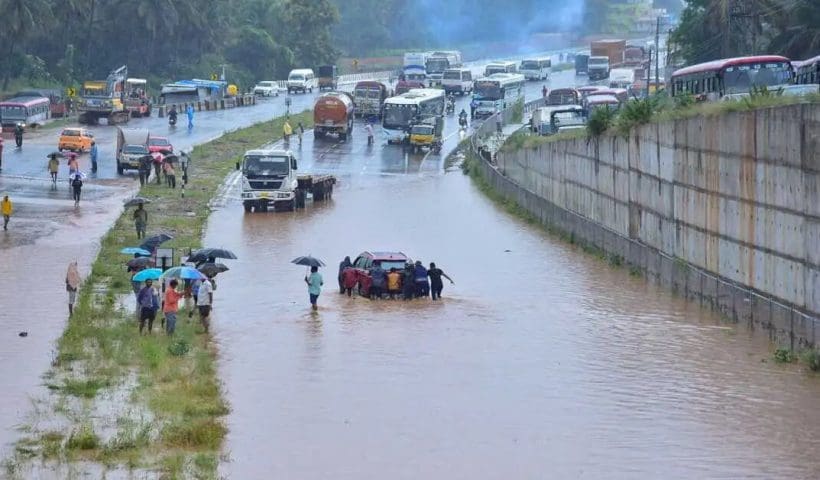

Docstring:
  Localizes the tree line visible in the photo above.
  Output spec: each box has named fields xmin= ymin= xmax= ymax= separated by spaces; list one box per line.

xmin=670 ymin=0 xmax=820 ymax=65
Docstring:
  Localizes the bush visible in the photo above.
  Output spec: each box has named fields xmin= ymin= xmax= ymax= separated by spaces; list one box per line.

xmin=510 ymin=97 xmax=524 ymax=124
xmin=168 ymin=339 xmax=190 ymax=357
xmin=800 ymin=349 xmax=820 ymax=371
xmin=773 ymin=348 xmax=797 ymax=363
xmin=616 ymin=97 xmax=656 ymax=134
xmin=586 ymin=106 xmax=617 ymax=136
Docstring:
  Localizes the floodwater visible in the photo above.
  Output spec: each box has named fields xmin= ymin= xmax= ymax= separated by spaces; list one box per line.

xmin=205 ymin=93 xmax=820 ymax=478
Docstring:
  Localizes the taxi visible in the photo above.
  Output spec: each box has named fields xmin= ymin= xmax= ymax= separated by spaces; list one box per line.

xmin=58 ymin=128 xmax=94 ymax=153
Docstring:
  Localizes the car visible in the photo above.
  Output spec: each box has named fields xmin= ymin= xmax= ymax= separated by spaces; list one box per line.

xmin=351 ymin=251 xmax=411 ymax=295
xmin=148 ymin=136 xmax=173 ymax=154
xmin=253 ymin=81 xmax=280 ymax=97
xmin=58 ymin=128 xmax=94 ymax=153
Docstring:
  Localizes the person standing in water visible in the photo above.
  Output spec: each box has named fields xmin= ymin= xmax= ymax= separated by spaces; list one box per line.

xmin=305 ymin=266 xmax=323 ymax=311
xmin=338 ymin=256 xmax=352 ymax=293
xmin=427 ymin=262 xmax=454 ymax=300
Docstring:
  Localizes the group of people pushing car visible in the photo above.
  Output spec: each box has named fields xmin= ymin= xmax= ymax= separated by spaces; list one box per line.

xmin=338 ymin=257 xmax=454 ymax=301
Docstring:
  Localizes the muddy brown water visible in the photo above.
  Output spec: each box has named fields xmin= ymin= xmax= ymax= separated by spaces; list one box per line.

xmin=204 ymin=124 xmax=820 ymax=479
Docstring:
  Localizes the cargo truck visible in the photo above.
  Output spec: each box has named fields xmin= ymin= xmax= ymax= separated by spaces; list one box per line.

xmin=590 ymin=39 xmax=626 ymax=68
xmin=239 ymin=149 xmax=335 ymax=212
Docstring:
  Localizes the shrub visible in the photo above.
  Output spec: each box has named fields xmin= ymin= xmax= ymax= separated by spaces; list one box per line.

xmin=586 ymin=106 xmax=616 ymax=136
xmin=510 ymin=97 xmax=524 ymax=123
xmin=616 ymin=97 xmax=656 ymax=134
xmin=773 ymin=348 xmax=796 ymax=363
xmin=800 ymin=349 xmax=820 ymax=371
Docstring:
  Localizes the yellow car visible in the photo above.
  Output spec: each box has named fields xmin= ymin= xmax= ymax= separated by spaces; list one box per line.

xmin=58 ymin=128 xmax=94 ymax=153
xmin=408 ymin=121 xmax=442 ymax=154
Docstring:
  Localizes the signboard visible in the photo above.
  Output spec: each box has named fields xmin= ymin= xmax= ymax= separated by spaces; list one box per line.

xmin=210 ymin=73 xmax=218 ymax=81
xmin=66 ymin=87 xmax=77 ymax=97
xmin=156 ymin=247 xmax=174 ymax=270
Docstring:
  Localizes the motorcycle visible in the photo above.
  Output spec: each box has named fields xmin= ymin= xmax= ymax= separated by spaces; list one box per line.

xmin=446 ymin=99 xmax=455 ymax=115
xmin=168 ymin=113 xmax=177 ymax=126
xmin=458 ymin=113 xmax=468 ymax=129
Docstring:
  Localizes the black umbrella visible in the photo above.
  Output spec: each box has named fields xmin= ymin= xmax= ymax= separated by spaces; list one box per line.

xmin=188 ymin=248 xmax=238 ymax=263
xmin=198 ymin=262 xmax=229 ymax=277
xmin=127 ymin=257 xmax=155 ymax=269
xmin=124 ymin=196 xmax=152 ymax=207
xmin=47 ymin=151 xmax=65 ymax=158
xmin=291 ymin=255 xmax=325 ymax=268
xmin=140 ymin=233 xmax=174 ymax=252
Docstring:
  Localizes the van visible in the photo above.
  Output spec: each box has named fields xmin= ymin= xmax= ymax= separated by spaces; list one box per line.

xmin=441 ymin=68 xmax=473 ymax=95
xmin=287 ymin=69 xmax=316 ymax=94
xmin=484 ymin=61 xmax=517 ymax=76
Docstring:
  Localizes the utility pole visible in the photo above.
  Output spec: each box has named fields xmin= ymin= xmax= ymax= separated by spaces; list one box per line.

xmin=646 ymin=48 xmax=652 ymax=98
xmin=654 ymin=16 xmax=661 ymax=90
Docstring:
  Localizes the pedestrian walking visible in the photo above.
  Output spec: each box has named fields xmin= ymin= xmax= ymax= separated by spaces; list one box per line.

xmin=66 ymin=261 xmax=80 ymax=316
xmin=67 ymin=154 xmax=79 ymax=187
xmin=138 ymin=155 xmax=151 ymax=186
xmin=71 ymin=174 xmax=83 ymax=206
xmin=365 ymin=122 xmax=374 ymax=145
xmin=186 ymin=104 xmax=195 ymax=130
xmin=386 ymin=268 xmax=402 ymax=299
xmin=402 ymin=263 xmax=416 ymax=300
xmin=427 ymin=262 xmax=454 ymax=300
xmin=137 ymin=279 xmax=158 ymax=334
xmin=153 ymin=153 xmax=163 ymax=184
xmin=90 ymin=141 xmax=98 ymax=173
xmin=1 ymin=195 xmax=12 ymax=231
xmin=470 ymin=98 xmax=477 ymax=119
xmin=163 ymin=279 xmax=182 ymax=335
xmin=283 ymin=119 xmax=292 ymax=145
xmin=369 ymin=261 xmax=386 ymax=299
xmin=0 ymin=136 xmax=4 ymax=170
xmin=164 ymin=161 xmax=176 ymax=188
xmin=414 ymin=260 xmax=430 ymax=298
xmin=297 ymin=121 xmax=304 ymax=147
xmin=338 ymin=256 xmax=352 ymax=293
xmin=542 ymin=85 xmax=548 ymax=99
xmin=305 ymin=265 xmax=323 ymax=311
xmin=196 ymin=276 xmax=214 ymax=333
xmin=48 ymin=155 xmax=60 ymax=187
xmin=188 ymin=278 xmax=201 ymax=318
xmin=133 ymin=203 xmax=148 ymax=239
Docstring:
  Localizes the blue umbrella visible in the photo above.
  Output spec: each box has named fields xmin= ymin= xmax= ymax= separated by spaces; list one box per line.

xmin=121 ymin=247 xmax=151 ymax=256
xmin=132 ymin=268 xmax=163 ymax=282
xmin=160 ymin=266 xmax=206 ymax=281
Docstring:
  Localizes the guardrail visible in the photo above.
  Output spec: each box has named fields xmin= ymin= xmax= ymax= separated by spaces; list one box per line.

xmin=155 ymin=94 xmax=256 ymax=118
xmin=468 ymin=97 xmax=545 ymax=162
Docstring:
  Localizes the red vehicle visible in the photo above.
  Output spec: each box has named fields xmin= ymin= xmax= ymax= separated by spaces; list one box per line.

xmin=546 ymin=87 xmax=580 ymax=105
xmin=0 ymin=95 xmax=50 ymax=131
xmin=395 ymin=80 xmax=425 ymax=95
xmin=670 ymin=55 xmax=792 ymax=101
xmin=351 ymin=251 xmax=411 ymax=295
xmin=147 ymin=136 xmax=173 ymax=154
xmin=794 ymin=55 xmax=820 ymax=85
xmin=314 ymin=92 xmax=355 ymax=141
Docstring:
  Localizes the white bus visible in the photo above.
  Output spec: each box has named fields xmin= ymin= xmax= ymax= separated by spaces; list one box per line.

xmin=382 ymin=88 xmax=445 ymax=143
xmin=472 ymin=73 xmax=526 ymax=118
xmin=426 ymin=51 xmax=463 ymax=86
xmin=484 ymin=61 xmax=517 ymax=76
xmin=403 ymin=52 xmax=429 ymax=83
xmin=520 ymin=57 xmax=552 ymax=81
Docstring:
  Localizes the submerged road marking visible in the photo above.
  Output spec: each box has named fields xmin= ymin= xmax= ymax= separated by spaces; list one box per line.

xmin=419 ymin=128 xmax=464 ymax=174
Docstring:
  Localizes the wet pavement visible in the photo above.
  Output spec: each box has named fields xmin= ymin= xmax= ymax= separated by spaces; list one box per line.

xmin=200 ymin=78 xmax=820 ymax=477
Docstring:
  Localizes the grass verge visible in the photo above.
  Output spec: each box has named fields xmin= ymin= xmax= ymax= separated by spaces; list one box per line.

xmin=8 ymin=110 xmax=313 ymax=478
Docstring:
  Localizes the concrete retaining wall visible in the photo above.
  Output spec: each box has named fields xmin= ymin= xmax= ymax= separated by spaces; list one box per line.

xmin=479 ymin=103 xmax=820 ymax=348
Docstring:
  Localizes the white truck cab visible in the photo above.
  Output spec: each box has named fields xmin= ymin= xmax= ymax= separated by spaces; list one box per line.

xmin=240 ymin=149 xmax=299 ymax=212
xmin=287 ymin=69 xmax=316 ymax=94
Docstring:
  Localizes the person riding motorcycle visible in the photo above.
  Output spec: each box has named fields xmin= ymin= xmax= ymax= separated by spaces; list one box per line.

xmin=168 ymin=105 xmax=178 ymax=126
xmin=446 ymin=95 xmax=455 ymax=114
xmin=458 ymin=109 xmax=468 ymax=128
xmin=14 ymin=123 xmax=24 ymax=147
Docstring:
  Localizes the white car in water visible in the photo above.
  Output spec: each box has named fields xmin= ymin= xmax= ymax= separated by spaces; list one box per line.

xmin=253 ymin=81 xmax=280 ymax=97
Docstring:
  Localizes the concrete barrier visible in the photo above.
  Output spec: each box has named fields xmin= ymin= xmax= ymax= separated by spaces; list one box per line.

xmin=467 ymin=102 xmax=820 ymax=349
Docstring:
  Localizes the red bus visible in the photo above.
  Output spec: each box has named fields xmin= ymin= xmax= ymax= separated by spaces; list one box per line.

xmin=670 ymin=55 xmax=792 ymax=100
xmin=793 ymin=55 xmax=820 ymax=85
xmin=0 ymin=95 xmax=51 ymax=131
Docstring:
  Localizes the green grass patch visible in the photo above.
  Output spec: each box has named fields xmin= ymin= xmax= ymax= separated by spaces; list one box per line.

xmin=12 ymin=109 xmax=315 ymax=475
xmin=773 ymin=348 xmax=797 ymax=364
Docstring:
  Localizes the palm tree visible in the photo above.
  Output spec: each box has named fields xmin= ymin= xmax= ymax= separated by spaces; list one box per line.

xmin=0 ymin=0 xmax=53 ymax=88
xmin=764 ymin=0 xmax=820 ymax=59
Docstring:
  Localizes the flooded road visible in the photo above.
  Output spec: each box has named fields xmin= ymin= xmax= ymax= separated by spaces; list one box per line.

xmin=204 ymin=92 xmax=820 ymax=477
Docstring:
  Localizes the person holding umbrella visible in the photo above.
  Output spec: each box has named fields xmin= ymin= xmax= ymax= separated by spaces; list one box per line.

xmin=305 ymin=266 xmax=323 ymax=311
xmin=48 ymin=154 xmax=60 ymax=187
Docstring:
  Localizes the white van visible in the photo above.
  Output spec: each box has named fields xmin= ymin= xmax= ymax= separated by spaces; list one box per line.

xmin=287 ymin=69 xmax=316 ymax=94
xmin=484 ymin=61 xmax=517 ymax=76
xmin=441 ymin=68 xmax=473 ymax=95
xmin=520 ymin=57 xmax=552 ymax=81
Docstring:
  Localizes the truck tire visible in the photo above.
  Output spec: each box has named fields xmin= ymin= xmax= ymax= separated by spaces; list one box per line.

xmin=339 ymin=132 xmax=347 ymax=141
xmin=295 ymin=189 xmax=306 ymax=208
xmin=314 ymin=130 xmax=323 ymax=140
xmin=243 ymin=201 xmax=253 ymax=213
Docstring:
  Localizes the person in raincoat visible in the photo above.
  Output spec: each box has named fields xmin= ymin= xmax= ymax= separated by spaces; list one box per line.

xmin=338 ymin=256 xmax=352 ymax=293
xmin=152 ymin=152 xmax=163 ymax=184
xmin=341 ymin=265 xmax=358 ymax=297
xmin=186 ymin=104 xmax=194 ymax=129
xmin=48 ymin=154 xmax=60 ymax=186
xmin=71 ymin=174 xmax=83 ymax=206
xmin=66 ymin=261 xmax=80 ymax=316
xmin=283 ymin=119 xmax=292 ymax=144
xmin=1 ymin=195 xmax=12 ymax=230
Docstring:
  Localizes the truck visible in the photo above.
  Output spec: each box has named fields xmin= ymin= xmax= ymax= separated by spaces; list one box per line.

xmin=239 ymin=149 xmax=336 ymax=212
xmin=317 ymin=65 xmax=338 ymax=91
xmin=403 ymin=52 xmax=429 ymax=83
xmin=78 ymin=65 xmax=129 ymax=125
xmin=575 ymin=54 xmax=589 ymax=75
xmin=115 ymin=127 xmax=150 ymax=175
xmin=313 ymin=92 xmax=355 ymax=141
xmin=425 ymin=51 xmax=462 ymax=86
xmin=590 ymin=39 xmax=626 ymax=67
xmin=588 ymin=56 xmax=611 ymax=81
xmin=353 ymin=81 xmax=389 ymax=118
xmin=124 ymin=78 xmax=152 ymax=117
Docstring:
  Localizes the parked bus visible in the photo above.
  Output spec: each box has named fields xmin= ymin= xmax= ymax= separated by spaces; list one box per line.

xmin=382 ymin=88 xmax=445 ymax=143
xmin=670 ymin=55 xmax=792 ymax=101
xmin=0 ymin=95 xmax=51 ymax=131
xmin=484 ymin=61 xmax=517 ymax=76
xmin=794 ymin=55 xmax=820 ymax=85
xmin=353 ymin=81 xmax=389 ymax=118
xmin=472 ymin=73 xmax=526 ymax=118
xmin=520 ymin=57 xmax=552 ymax=81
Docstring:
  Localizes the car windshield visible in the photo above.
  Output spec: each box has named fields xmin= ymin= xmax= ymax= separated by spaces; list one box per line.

xmin=411 ymin=125 xmax=434 ymax=135
xmin=589 ymin=58 xmax=608 ymax=65
xmin=378 ymin=260 xmax=407 ymax=271
xmin=426 ymin=59 xmax=448 ymax=73
xmin=383 ymin=104 xmax=415 ymax=128
xmin=258 ymin=82 xmax=274 ymax=87
xmin=521 ymin=61 xmax=540 ymax=70
xmin=485 ymin=67 xmax=505 ymax=75
xmin=244 ymin=155 xmax=289 ymax=176
xmin=149 ymin=138 xmax=169 ymax=146
xmin=62 ymin=129 xmax=80 ymax=137
xmin=124 ymin=145 xmax=148 ymax=155
xmin=443 ymin=71 xmax=461 ymax=80
xmin=723 ymin=62 xmax=793 ymax=94
xmin=289 ymin=75 xmax=304 ymax=81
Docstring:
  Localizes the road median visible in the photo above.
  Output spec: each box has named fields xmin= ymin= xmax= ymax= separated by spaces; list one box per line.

xmin=4 ymin=111 xmax=314 ymax=479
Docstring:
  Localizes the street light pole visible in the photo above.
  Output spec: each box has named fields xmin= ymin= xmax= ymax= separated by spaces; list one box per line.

xmin=654 ymin=16 xmax=661 ymax=91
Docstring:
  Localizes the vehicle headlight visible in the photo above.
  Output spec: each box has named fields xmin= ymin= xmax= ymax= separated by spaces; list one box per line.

xmin=242 ymin=177 xmax=251 ymax=190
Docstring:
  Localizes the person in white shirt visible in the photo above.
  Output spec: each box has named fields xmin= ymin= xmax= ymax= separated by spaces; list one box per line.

xmin=196 ymin=277 xmax=214 ymax=333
